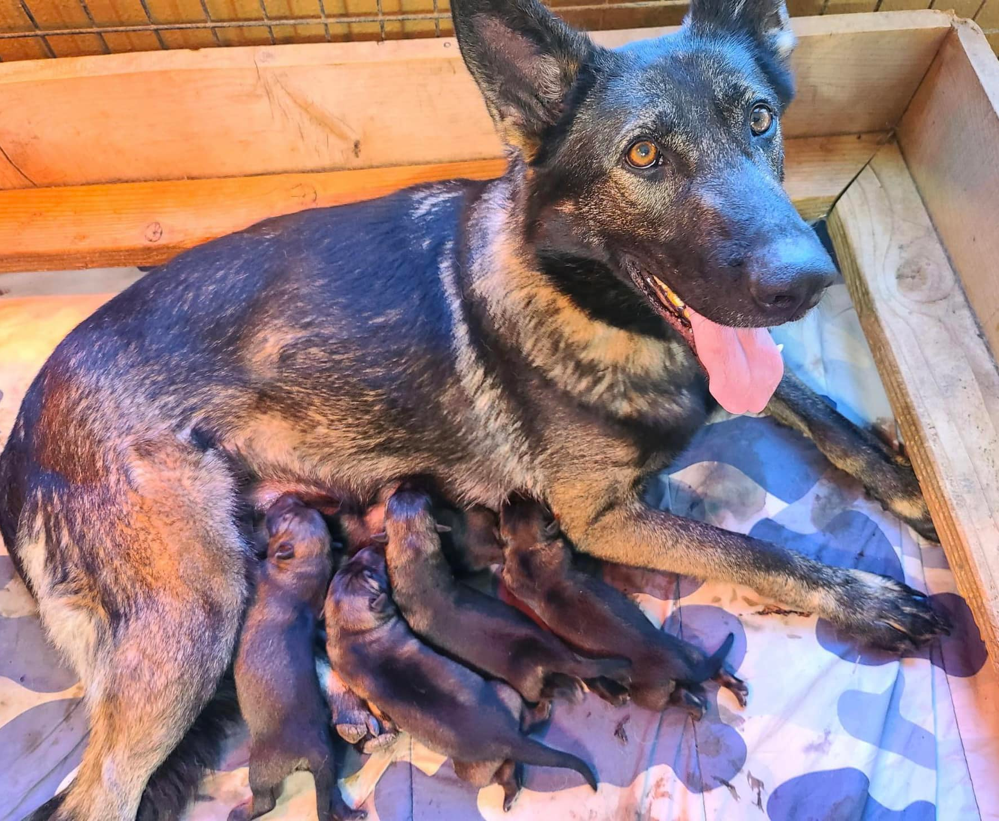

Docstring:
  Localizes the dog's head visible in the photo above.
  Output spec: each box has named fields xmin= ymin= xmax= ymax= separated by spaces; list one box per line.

xmin=452 ymin=0 xmax=837 ymax=411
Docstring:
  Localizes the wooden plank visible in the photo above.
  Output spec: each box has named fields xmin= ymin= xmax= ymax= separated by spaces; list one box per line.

xmin=897 ymin=21 xmax=999 ymax=357
xmin=0 ymin=11 xmax=950 ymax=189
xmin=0 ymin=133 xmax=880 ymax=272
xmin=829 ymin=142 xmax=999 ymax=670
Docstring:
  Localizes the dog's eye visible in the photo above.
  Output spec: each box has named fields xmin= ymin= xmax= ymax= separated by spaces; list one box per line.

xmin=625 ymin=139 xmax=660 ymax=169
xmin=749 ymin=104 xmax=775 ymax=136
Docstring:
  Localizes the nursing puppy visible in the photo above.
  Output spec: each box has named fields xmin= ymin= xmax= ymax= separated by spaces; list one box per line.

xmin=231 ymin=495 xmax=363 ymax=821
xmin=341 ymin=484 xmax=503 ymax=575
xmin=325 ymin=545 xmax=599 ymax=809
xmin=500 ymin=497 xmax=747 ymax=717
xmin=382 ymin=489 xmax=630 ymax=708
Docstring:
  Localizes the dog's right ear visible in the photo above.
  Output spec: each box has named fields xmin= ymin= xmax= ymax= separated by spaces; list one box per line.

xmin=451 ymin=0 xmax=595 ymax=158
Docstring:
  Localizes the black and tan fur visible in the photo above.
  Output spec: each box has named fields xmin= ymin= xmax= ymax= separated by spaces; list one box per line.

xmin=1 ymin=0 xmax=947 ymax=817
xmin=230 ymin=495 xmax=362 ymax=821
xmin=500 ymin=496 xmax=747 ymax=716
xmin=381 ymin=487 xmax=631 ymax=707
xmin=326 ymin=546 xmax=598 ymax=807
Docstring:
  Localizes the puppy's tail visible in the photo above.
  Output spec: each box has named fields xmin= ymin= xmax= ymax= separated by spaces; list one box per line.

xmin=511 ymin=737 xmax=598 ymax=791
xmin=684 ymin=632 xmax=735 ymax=684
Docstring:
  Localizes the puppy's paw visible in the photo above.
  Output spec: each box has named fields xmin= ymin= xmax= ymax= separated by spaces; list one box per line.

xmin=714 ymin=667 xmax=748 ymax=708
xmin=586 ymin=676 xmax=630 ymax=707
xmin=837 ymin=570 xmax=951 ymax=652
xmin=671 ymin=684 xmax=708 ymax=720
xmin=360 ymin=729 xmax=400 ymax=755
xmin=335 ymin=711 xmax=380 ymax=745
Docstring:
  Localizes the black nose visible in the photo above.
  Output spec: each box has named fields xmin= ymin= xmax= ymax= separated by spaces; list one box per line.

xmin=745 ymin=234 xmax=837 ymax=316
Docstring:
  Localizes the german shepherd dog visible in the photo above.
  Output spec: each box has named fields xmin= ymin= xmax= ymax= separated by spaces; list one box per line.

xmin=1 ymin=0 xmax=949 ymax=817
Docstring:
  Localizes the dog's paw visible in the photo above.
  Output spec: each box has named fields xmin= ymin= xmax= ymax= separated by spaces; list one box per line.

xmin=859 ymin=444 xmax=939 ymax=543
xmin=839 ymin=570 xmax=951 ymax=652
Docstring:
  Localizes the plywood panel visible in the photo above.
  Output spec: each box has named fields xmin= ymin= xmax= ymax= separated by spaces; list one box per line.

xmin=829 ymin=141 xmax=999 ymax=669
xmin=0 ymin=11 xmax=951 ymax=189
xmin=0 ymin=132 xmax=883 ymax=272
xmin=897 ymin=21 xmax=999 ymax=357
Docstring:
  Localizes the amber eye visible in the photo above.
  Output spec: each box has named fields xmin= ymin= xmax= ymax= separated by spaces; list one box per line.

xmin=750 ymin=104 xmax=774 ymax=136
xmin=626 ymin=139 xmax=660 ymax=169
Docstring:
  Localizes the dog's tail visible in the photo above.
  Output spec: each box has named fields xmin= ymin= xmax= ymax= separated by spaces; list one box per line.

xmin=510 ymin=737 xmax=598 ymax=791
xmin=684 ymin=632 xmax=735 ymax=684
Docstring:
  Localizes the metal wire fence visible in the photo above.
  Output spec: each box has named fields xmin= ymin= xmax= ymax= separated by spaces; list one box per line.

xmin=0 ymin=0 xmax=994 ymax=60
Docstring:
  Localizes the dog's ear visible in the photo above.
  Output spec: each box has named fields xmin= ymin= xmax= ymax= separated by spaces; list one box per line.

xmin=685 ymin=0 xmax=796 ymax=62
xmin=451 ymin=0 xmax=595 ymax=157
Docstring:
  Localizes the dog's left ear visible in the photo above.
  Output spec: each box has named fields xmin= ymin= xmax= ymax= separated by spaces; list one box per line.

xmin=451 ymin=0 xmax=595 ymax=158
xmin=685 ymin=0 xmax=796 ymax=62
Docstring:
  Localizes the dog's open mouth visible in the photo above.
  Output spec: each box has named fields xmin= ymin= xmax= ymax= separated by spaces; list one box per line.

xmin=641 ymin=272 xmax=696 ymax=348
xmin=625 ymin=260 xmax=784 ymax=415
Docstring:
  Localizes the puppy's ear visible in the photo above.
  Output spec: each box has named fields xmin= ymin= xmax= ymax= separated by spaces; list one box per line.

xmin=274 ymin=542 xmax=295 ymax=561
xmin=451 ymin=0 xmax=596 ymax=158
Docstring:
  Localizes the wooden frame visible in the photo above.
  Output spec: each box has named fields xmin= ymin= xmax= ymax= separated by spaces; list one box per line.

xmin=0 ymin=10 xmax=996 ymax=664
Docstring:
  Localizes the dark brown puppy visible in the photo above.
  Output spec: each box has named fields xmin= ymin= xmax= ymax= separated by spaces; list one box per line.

xmin=382 ymin=489 xmax=630 ymax=709
xmin=500 ymin=497 xmax=747 ymax=717
xmin=231 ymin=495 xmax=364 ymax=821
xmin=340 ymin=483 xmax=503 ymax=575
xmin=325 ymin=545 xmax=599 ymax=809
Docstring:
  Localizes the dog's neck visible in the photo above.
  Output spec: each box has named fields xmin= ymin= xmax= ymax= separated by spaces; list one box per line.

xmin=461 ymin=167 xmax=707 ymax=427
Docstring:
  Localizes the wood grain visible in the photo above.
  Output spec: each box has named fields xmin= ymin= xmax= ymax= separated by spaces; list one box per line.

xmin=0 ymin=11 xmax=950 ymax=189
xmin=829 ymin=142 xmax=999 ymax=669
xmin=897 ymin=20 xmax=999 ymax=357
xmin=0 ymin=133 xmax=883 ymax=273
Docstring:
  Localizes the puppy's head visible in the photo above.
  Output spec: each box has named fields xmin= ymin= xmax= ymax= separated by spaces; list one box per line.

xmin=329 ymin=545 xmax=395 ymax=632
xmin=499 ymin=496 xmax=570 ymax=584
xmin=384 ymin=488 xmax=450 ymax=557
xmin=265 ymin=494 xmax=332 ymax=564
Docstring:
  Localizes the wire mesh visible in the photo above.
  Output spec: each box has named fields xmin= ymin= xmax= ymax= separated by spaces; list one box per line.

xmin=0 ymin=0 xmax=992 ymax=62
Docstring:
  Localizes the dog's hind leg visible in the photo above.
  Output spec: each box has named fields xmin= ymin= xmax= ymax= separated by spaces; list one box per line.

xmin=19 ymin=440 xmax=249 ymax=821
xmin=765 ymin=371 xmax=936 ymax=541
xmin=554 ymin=486 xmax=950 ymax=654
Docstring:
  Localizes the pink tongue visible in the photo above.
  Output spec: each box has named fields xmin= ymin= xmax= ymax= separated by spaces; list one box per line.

xmin=688 ymin=307 xmax=784 ymax=415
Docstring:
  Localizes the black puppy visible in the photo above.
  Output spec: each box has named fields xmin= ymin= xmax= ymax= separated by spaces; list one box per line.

xmin=230 ymin=495 xmax=364 ymax=821
xmin=326 ymin=545 xmax=600 ymax=810
xmin=500 ymin=497 xmax=747 ymax=717
xmin=382 ymin=488 xmax=630 ymax=711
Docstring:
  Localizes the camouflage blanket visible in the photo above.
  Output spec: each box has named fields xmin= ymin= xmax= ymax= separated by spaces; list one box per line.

xmin=1 ymin=280 xmax=995 ymax=821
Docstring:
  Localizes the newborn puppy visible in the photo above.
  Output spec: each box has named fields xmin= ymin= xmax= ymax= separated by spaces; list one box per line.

xmin=382 ymin=489 xmax=631 ymax=709
xmin=341 ymin=484 xmax=503 ymax=575
xmin=500 ymin=497 xmax=747 ymax=717
xmin=434 ymin=503 xmax=505 ymax=575
xmin=325 ymin=546 xmax=599 ymax=809
xmin=231 ymin=495 xmax=364 ymax=821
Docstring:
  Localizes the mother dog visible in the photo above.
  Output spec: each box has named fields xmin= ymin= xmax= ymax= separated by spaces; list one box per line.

xmin=1 ymin=0 xmax=948 ymax=817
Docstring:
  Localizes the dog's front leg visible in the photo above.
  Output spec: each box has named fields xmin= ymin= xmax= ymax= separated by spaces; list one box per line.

xmin=558 ymin=493 xmax=949 ymax=652
xmin=766 ymin=371 xmax=937 ymax=541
